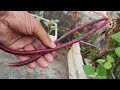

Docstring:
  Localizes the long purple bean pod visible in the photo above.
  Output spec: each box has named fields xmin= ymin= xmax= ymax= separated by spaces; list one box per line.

xmin=0 ymin=17 xmax=109 ymax=56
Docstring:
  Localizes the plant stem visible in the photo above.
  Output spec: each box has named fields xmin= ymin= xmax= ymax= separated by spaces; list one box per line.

xmin=96 ymin=28 xmax=115 ymax=59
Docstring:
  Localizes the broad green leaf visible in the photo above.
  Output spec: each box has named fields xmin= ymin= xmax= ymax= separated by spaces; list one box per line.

xmin=111 ymin=32 xmax=120 ymax=43
xmin=116 ymin=65 xmax=120 ymax=72
xmin=96 ymin=64 xmax=107 ymax=76
xmin=107 ymin=55 xmax=115 ymax=63
xmin=83 ymin=65 xmax=95 ymax=75
xmin=104 ymin=62 xmax=112 ymax=70
xmin=115 ymin=47 xmax=120 ymax=57
xmin=97 ymin=59 xmax=105 ymax=64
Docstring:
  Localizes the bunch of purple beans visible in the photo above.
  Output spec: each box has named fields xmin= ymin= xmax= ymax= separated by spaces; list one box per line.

xmin=0 ymin=17 xmax=111 ymax=67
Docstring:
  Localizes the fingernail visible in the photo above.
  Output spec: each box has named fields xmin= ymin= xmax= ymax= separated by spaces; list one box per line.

xmin=51 ymin=42 xmax=56 ymax=48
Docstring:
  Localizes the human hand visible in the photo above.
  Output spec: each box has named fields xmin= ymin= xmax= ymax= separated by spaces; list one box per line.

xmin=0 ymin=11 xmax=56 ymax=69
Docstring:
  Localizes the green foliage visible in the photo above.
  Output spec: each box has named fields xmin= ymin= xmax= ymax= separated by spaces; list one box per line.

xmin=33 ymin=12 xmax=60 ymax=35
xmin=83 ymin=65 xmax=95 ymax=75
xmin=38 ymin=11 xmax=45 ymax=17
xmin=116 ymin=65 xmax=120 ymax=72
xmin=34 ymin=11 xmax=120 ymax=79
xmin=111 ymin=32 xmax=120 ymax=43
xmin=43 ymin=19 xmax=60 ymax=34
xmin=96 ymin=64 xmax=107 ymax=76
xmin=83 ymin=17 xmax=120 ymax=79
xmin=88 ymin=49 xmax=98 ymax=60
xmin=110 ymin=31 xmax=120 ymax=78
xmin=104 ymin=62 xmax=112 ymax=70
xmin=35 ymin=11 xmax=45 ymax=21
xmin=107 ymin=55 xmax=115 ymax=63
xmin=43 ymin=19 xmax=60 ymax=27
xmin=115 ymin=65 xmax=120 ymax=79
xmin=111 ymin=39 xmax=120 ymax=48
xmin=73 ymin=32 xmax=81 ymax=38
xmin=115 ymin=47 xmax=120 ymax=57
xmin=97 ymin=59 xmax=105 ymax=64
xmin=83 ymin=55 xmax=115 ymax=79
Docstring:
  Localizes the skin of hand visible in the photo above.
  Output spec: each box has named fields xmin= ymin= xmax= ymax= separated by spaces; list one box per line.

xmin=0 ymin=11 xmax=56 ymax=69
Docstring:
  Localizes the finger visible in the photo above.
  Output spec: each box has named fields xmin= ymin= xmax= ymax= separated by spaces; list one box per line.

xmin=8 ymin=36 xmax=36 ymax=50
xmin=32 ymin=39 xmax=43 ymax=49
xmin=16 ymin=49 xmax=36 ymax=69
xmin=39 ymin=42 xmax=54 ymax=63
xmin=32 ymin=38 xmax=56 ymax=55
xmin=33 ymin=22 xmax=56 ymax=48
xmin=36 ymin=56 xmax=48 ymax=68
xmin=31 ymin=39 xmax=48 ymax=68
xmin=32 ymin=39 xmax=54 ymax=62
xmin=43 ymin=53 xmax=54 ymax=63
xmin=23 ymin=44 xmax=38 ymax=68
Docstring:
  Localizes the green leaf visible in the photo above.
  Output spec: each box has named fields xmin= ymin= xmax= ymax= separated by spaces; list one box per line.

xmin=104 ymin=62 xmax=112 ymax=70
xmin=115 ymin=47 xmax=120 ymax=57
xmin=83 ymin=65 xmax=95 ymax=75
xmin=97 ymin=59 xmax=106 ymax=64
xmin=107 ymin=55 xmax=115 ymax=63
xmin=73 ymin=32 xmax=81 ymax=38
xmin=96 ymin=64 xmax=107 ymax=76
xmin=111 ymin=32 xmax=120 ymax=43
xmin=116 ymin=65 xmax=120 ymax=72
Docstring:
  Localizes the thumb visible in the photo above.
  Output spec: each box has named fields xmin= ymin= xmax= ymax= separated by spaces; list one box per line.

xmin=33 ymin=23 xmax=56 ymax=48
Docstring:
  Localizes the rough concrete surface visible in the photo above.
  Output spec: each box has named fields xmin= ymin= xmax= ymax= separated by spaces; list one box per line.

xmin=0 ymin=49 xmax=68 ymax=79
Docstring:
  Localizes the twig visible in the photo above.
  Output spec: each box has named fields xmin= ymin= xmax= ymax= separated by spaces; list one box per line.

xmin=111 ymin=72 xmax=116 ymax=79
xmin=106 ymin=48 xmax=115 ymax=52
xmin=97 ymin=28 xmax=115 ymax=59
xmin=111 ymin=60 xmax=120 ymax=79
xmin=80 ymin=41 xmax=100 ymax=50
xmin=58 ymin=26 xmax=70 ymax=31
